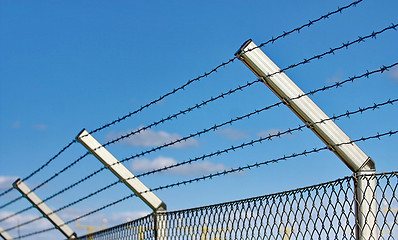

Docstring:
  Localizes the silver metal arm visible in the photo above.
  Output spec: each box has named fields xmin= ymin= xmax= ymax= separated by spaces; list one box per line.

xmin=76 ymin=129 xmax=166 ymax=212
xmin=13 ymin=179 xmax=76 ymax=239
xmin=236 ymin=39 xmax=377 ymax=240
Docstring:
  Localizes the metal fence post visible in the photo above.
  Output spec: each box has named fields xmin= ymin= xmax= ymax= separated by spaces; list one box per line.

xmin=235 ymin=39 xmax=377 ymax=240
xmin=76 ymin=129 xmax=167 ymax=240
xmin=13 ymin=179 xmax=77 ymax=239
xmin=154 ymin=210 xmax=167 ymax=240
xmin=354 ymin=169 xmax=377 ymax=239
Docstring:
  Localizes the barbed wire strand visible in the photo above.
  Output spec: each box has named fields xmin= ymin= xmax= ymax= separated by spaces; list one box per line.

xmin=83 ymin=0 xmax=364 ymax=137
xmin=105 ymin=24 xmax=398 ymax=170
xmin=145 ymin=131 xmax=398 ymax=193
xmin=24 ymin=58 xmax=397 ymax=215
xmin=0 ymin=0 xmax=365 ymax=202
xmin=0 ymin=140 xmax=76 ymax=200
xmin=0 ymin=81 xmax=258 ymax=214
xmin=0 ymin=0 xmax=364 ymax=200
xmin=69 ymin=24 xmax=398 ymax=197
xmin=6 ymin=97 xmax=397 ymax=231
xmin=83 ymin=0 xmax=363 ymax=140
xmin=2 ymin=50 xmax=396 ymax=221
xmin=2 ymin=32 xmax=396 ymax=226
xmin=0 ymin=196 xmax=24 ymax=210
xmin=37 ymin=97 xmax=398 ymax=217
xmin=14 ymin=128 xmax=397 ymax=239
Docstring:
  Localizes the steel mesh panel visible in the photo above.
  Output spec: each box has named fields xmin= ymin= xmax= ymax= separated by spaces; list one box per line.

xmin=165 ymin=177 xmax=356 ymax=240
xmin=76 ymin=172 xmax=398 ymax=240
xmin=76 ymin=214 xmax=155 ymax=240
xmin=365 ymin=172 xmax=398 ymax=239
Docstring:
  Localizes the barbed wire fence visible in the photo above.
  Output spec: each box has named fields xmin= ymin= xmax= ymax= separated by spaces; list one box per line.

xmin=1 ymin=21 xmax=396 ymax=227
xmin=0 ymin=0 xmax=363 ymax=201
xmin=71 ymin=171 xmax=398 ymax=240
xmin=1 ymin=0 xmax=397 ymax=239
xmin=4 ymin=96 xmax=397 ymax=234
xmin=8 ymin=127 xmax=398 ymax=239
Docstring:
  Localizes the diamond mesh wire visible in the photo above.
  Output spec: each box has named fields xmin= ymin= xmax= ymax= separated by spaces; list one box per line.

xmin=76 ymin=215 xmax=155 ymax=240
xmin=76 ymin=172 xmax=397 ymax=240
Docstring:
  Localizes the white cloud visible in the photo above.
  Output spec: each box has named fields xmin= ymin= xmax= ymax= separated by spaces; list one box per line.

xmin=0 ymin=176 xmax=17 ymax=190
xmin=107 ymin=211 xmax=150 ymax=223
xmin=0 ymin=211 xmax=52 ymax=232
xmin=34 ymin=124 xmax=47 ymax=131
xmin=389 ymin=67 xmax=398 ymax=82
xmin=257 ymin=128 xmax=282 ymax=138
xmin=0 ymin=209 xmax=150 ymax=239
xmin=72 ymin=210 xmax=150 ymax=228
xmin=107 ymin=127 xmax=199 ymax=148
xmin=131 ymin=156 xmax=227 ymax=176
xmin=215 ymin=128 xmax=248 ymax=140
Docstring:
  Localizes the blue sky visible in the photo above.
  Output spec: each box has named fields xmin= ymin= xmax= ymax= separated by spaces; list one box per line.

xmin=0 ymin=1 xmax=397 ymax=239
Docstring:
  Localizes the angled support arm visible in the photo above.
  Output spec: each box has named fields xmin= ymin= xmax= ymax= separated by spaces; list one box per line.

xmin=235 ymin=39 xmax=376 ymax=240
xmin=0 ymin=226 xmax=14 ymax=240
xmin=13 ymin=179 xmax=77 ymax=239
xmin=76 ymin=129 xmax=167 ymax=212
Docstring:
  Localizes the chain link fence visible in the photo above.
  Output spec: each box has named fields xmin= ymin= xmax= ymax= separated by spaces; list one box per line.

xmin=76 ymin=171 xmax=397 ymax=240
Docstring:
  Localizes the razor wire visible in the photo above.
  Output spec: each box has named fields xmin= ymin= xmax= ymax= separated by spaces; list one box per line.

xmin=13 ymin=128 xmax=398 ymax=239
xmin=5 ymin=97 xmax=397 ymax=232
xmin=0 ymin=0 xmax=363 ymax=200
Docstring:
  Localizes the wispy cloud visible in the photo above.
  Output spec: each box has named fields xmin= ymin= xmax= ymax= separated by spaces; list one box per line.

xmin=71 ymin=210 xmax=150 ymax=227
xmin=256 ymin=128 xmax=282 ymax=138
xmin=0 ymin=176 xmax=18 ymax=190
xmin=107 ymin=211 xmax=150 ymax=223
xmin=325 ymin=70 xmax=344 ymax=84
xmin=107 ymin=127 xmax=199 ymax=148
xmin=0 ymin=211 xmax=52 ymax=231
xmin=34 ymin=124 xmax=47 ymax=131
xmin=389 ymin=66 xmax=398 ymax=82
xmin=0 ymin=209 xmax=149 ymax=239
xmin=12 ymin=121 xmax=21 ymax=129
xmin=131 ymin=156 xmax=227 ymax=176
xmin=215 ymin=128 xmax=248 ymax=140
